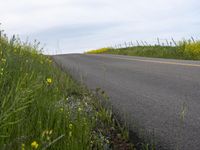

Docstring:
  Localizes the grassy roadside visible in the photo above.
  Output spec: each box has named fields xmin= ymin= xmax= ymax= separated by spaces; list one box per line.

xmin=86 ymin=40 xmax=200 ymax=60
xmin=0 ymin=32 xmax=136 ymax=149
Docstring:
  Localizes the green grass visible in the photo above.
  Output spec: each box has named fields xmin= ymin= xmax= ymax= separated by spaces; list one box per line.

xmin=0 ymin=33 xmax=135 ymax=149
xmin=86 ymin=40 xmax=200 ymax=60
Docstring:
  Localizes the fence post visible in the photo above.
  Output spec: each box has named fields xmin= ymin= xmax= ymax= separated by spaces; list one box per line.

xmin=141 ymin=41 xmax=145 ymax=46
xmin=157 ymin=38 xmax=160 ymax=46
xmin=136 ymin=40 xmax=140 ymax=46
xmin=171 ymin=38 xmax=177 ymax=46
xmin=0 ymin=23 xmax=1 ymax=38
xmin=166 ymin=39 xmax=169 ymax=46
xmin=131 ymin=41 xmax=134 ymax=47
xmin=124 ymin=42 xmax=127 ymax=48
xmin=191 ymin=36 xmax=195 ymax=43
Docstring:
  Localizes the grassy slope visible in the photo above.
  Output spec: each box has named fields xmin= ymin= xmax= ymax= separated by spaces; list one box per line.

xmin=0 ymin=35 xmax=135 ymax=149
xmin=86 ymin=40 xmax=200 ymax=60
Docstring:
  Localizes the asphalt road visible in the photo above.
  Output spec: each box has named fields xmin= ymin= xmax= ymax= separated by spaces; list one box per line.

xmin=52 ymin=54 xmax=200 ymax=150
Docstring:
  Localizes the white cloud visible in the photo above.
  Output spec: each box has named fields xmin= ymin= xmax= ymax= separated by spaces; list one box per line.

xmin=0 ymin=0 xmax=199 ymax=54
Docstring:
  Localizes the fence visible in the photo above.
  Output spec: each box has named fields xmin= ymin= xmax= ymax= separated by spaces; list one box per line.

xmin=110 ymin=37 xmax=198 ymax=49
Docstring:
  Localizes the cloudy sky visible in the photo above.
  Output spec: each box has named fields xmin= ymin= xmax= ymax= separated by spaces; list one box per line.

xmin=0 ymin=0 xmax=200 ymax=54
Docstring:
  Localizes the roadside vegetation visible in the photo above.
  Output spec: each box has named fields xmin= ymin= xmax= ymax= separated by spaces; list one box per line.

xmin=0 ymin=30 xmax=137 ymax=149
xmin=86 ymin=48 xmax=111 ymax=54
xmin=86 ymin=39 xmax=200 ymax=60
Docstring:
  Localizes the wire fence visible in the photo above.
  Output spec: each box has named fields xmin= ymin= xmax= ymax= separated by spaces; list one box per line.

xmin=110 ymin=37 xmax=198 ymax=49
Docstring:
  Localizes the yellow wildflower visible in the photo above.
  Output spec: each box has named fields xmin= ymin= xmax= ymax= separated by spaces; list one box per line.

xmin=46 ymin=78 xmax=52 ymax=84
xmin=21 ymin=143 xmax=25 ymax=150
xmin=31 ymin=141 xmax=39 ymax=149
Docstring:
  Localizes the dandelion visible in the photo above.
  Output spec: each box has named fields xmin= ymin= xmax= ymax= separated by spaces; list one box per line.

xmin=31 ymin=141 xmax=39 ymax=149
xmin=46 ymin=78 xmax=52 ymax=84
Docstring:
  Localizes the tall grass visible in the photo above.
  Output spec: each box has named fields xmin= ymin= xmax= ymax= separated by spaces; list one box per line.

xmin=0 ymin=32 xmax=134 ymax=149
xmin=86 ymin=40 xmax=200 ymax=60
xmin=178 ymin=40 xmax=200 ymax=60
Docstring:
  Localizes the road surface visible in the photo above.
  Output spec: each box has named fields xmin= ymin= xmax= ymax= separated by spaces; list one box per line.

xmin=53 ymin=54 xmax=200 ymax=150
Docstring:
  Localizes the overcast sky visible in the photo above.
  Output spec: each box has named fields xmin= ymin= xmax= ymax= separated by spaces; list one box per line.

xmin=0 ymin=0 xmax=200 ymax=54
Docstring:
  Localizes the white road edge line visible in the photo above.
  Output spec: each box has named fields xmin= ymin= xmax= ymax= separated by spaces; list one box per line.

xmin=88 ymin=54 xmax=200 ymax=67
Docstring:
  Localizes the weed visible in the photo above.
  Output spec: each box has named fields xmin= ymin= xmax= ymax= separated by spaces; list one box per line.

xmin=0 ymin=29 xmax=135 ymax=149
